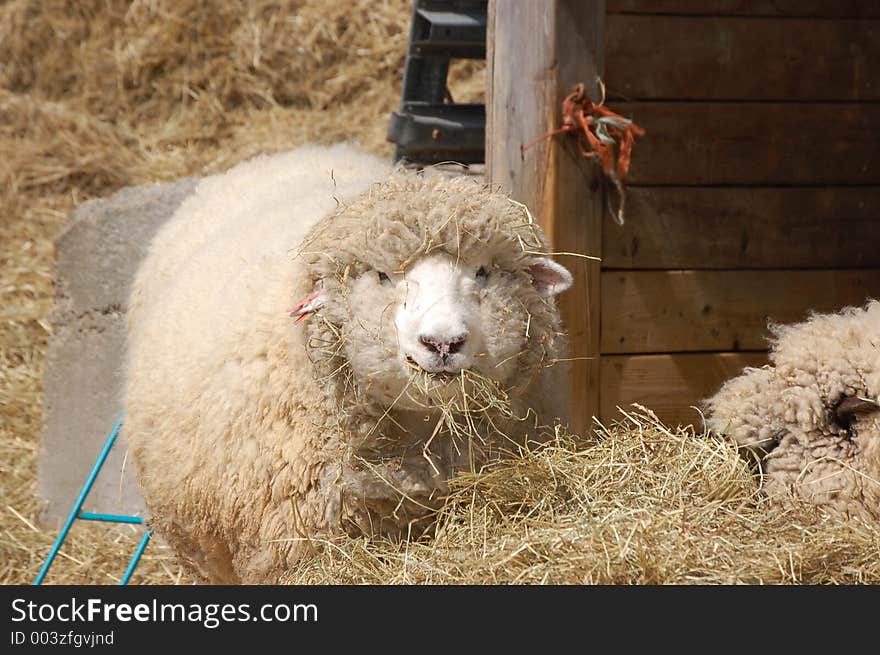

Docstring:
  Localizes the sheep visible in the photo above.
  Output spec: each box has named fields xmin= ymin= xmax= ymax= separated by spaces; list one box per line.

xmin=123 ymin=142 xmax=574 ymax=583
xmin=704 ymin=301 xmax=880 ymax=520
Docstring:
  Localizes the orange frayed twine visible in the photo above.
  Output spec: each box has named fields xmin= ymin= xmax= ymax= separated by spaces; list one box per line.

xmin=287 ymin=291 xmax=323 ymax=325
xmin=524 ymin=81 xmax=644 ymax=225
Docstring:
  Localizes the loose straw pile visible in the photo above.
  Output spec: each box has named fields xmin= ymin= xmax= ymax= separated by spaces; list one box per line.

xmin=282 ymin=408 xmax=880 ymax=585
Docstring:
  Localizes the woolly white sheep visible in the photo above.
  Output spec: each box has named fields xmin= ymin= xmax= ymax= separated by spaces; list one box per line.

xmin=123 ymin=143 xmax=574 ymax=583
xmin=704 ymin=301 xmax=880 ymax=520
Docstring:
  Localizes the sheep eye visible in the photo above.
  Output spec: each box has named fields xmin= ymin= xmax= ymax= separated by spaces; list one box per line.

xmin=377 ymin=271 xmax=391 ymax=284
xmin=476 ymin=266 xmax=489 ymax=280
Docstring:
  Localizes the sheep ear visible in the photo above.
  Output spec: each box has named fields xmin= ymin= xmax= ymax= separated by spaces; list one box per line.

xmin=528 ymin=258 xmax=573 ymax=297
xmin=287 ymin=289 xmax=324 ymax=324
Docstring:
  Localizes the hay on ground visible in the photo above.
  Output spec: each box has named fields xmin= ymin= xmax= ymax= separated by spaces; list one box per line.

xmin=279 ymin=408 xmax=880 ymax=585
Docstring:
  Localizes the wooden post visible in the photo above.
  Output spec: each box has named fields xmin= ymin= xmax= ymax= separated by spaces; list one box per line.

xmin=486 ymin=0 xmax=605 ymax=436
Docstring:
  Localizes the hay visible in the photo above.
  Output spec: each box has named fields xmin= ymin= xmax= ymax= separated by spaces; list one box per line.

xmin=1 ymin=1 xmax=876 ymax=586
xmin=281 ymin=409 xmax=880 ymax=585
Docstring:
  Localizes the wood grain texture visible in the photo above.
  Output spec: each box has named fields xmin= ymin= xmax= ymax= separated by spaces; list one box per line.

xmin=601 ymin=269 xmax=880 ymax=353
xmin=617 ymin=103 xmax=880 ymax=185
xmin=606 ymin=15 xmax=880 ymax=101
xmin=602 ymin=186 xmax=880 ymax=269
xmin=488 ymin=0 xmax=605 ymax=434
xmin=600 ymin=352 xmax=768 ymax=428
xmin=607 ymin=0 xmax=880 ymax=18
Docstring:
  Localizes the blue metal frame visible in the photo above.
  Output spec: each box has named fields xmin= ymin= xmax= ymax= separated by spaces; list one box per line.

xmin=33 ymin=415 xmax=152 ymax=585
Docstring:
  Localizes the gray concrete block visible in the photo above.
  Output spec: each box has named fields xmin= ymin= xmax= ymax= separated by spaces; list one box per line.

xmin=38 ymin=178 xmax=198 ymax=525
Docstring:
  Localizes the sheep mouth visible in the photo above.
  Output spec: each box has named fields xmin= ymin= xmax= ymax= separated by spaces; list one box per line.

xmin=405 ymin=355 xmax=462 ymax=384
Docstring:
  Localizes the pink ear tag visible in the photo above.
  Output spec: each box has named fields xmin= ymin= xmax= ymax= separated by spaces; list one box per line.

xmin=287 ymin=291 xmax=323 ymax=325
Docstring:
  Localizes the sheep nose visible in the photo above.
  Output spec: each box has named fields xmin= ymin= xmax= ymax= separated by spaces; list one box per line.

xmin=419 ymin=333 xmax=467 ymax=357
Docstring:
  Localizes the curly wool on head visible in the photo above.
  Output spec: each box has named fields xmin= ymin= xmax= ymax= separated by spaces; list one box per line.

xmin=704 ymin=301 xmax=880 ymax=520
xmin=123 ymin=143 xmax=573 ymax=584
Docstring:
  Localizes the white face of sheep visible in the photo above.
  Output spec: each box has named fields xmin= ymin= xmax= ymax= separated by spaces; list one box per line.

xmin=342 ymin=252 xmax=573 ymax=410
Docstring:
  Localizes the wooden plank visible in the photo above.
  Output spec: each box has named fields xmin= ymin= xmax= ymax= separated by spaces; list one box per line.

xmin=606 ymin=15 xmax=880 ymax=101
xmin=487 ymin=0 xmax=605 ymax=435
xmin=617 ymin=103 xmax=880 ymax=185
xmin=601 ymin=269 xmax=880 ymax=353
xmin=600 ymin=353 xmax=768 ymax=428
xmin=603 ymin=187 xmax=880 ymax=270
xmin=607 ymin=1 xmax=880 ymax=18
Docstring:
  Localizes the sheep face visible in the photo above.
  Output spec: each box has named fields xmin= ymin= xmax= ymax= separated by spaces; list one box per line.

xmin=341 ymin=251 xmax=572 ymax=410
xmin=299 ymin=170 xmax=574 ymax=421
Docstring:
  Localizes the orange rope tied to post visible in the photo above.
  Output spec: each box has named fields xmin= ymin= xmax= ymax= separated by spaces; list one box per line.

xmin=523 ymin=82 xmax=645 ymax=225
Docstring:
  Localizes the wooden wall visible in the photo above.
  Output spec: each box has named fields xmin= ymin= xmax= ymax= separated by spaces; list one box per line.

xmin=598 ymin=1 xmax=880 ymax=427
xmin=487 ymin=1 xmax=605 ymax=433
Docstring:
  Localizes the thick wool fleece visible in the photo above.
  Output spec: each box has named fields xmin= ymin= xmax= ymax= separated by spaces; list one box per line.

xmin=704 ymin=301 xmax=880 ymax=520
xmin=124 ymin=144 xmax=571 ymax=583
